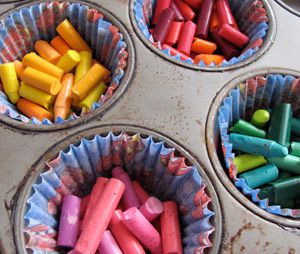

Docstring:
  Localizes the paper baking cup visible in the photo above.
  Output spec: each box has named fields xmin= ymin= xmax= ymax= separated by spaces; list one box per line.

xmin=131 ymin=0 xmax=274 ymax=70
xmin=0 ymin=1 xmax=128 ymax=126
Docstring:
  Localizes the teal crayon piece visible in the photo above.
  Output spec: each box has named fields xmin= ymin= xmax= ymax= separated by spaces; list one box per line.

xmin=229 ymin=133 xmax=288 ymax=158
xmin=229 ymin=119 xmax=266 ymax=138
xmin=268 ymin=103 xmax=292 ymax=147
xmin=291 ymin=142 xmax=300 ymax=157
xmin=292 ymin=117 xmax=300 ymax=137
xmin=239 ymin=163 xmax=279 ymax=189
xmin=268 ymin=155 xmax=300 ymax=174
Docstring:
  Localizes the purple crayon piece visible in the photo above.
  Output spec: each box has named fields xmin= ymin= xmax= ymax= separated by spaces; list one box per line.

xmin=170 ymin=1 xmax=184 ymax=21
xmin=139 ymin=197 xmax=164 ymax=222
xmin=98 ymin=230 xmax=123 ymax=254
xmin=57 ymin=194 xmax=81 ymax=249
xmin=112 ymin=166 xmax=141 ymax=210
xmin=196 ymin=0 xmax=214 ymax=39
xmin=152 ymin=8 xmax=176 ymax=43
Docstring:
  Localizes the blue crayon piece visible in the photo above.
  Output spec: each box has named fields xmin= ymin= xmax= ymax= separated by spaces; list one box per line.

xmin=229 ymin=133 xmax=288 ymax=158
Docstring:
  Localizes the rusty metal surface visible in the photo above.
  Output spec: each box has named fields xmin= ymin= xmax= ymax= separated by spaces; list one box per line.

xmin=0 ymin=0 xmax=300 ymax=253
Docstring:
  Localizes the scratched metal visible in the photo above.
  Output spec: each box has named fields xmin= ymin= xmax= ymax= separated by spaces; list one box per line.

xmin=0 ymin=0 xmax=300 ymax=254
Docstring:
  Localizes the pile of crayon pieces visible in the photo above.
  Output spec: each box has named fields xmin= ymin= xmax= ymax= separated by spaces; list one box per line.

xmin=229 ymin=103 xmax=300 ymax=208
xmin=57 ymin=166 xmax=183 ymax=254
xmin=0 ymin=19 xmax=111 ymax=122
xmin=150 ymin=0 xmax=250 ymax=65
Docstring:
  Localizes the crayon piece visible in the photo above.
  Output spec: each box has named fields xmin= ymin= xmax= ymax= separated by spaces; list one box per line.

xmin=194 ymin=54 xmax=225 ymax=65
xmin=239 ymin=163 xmax=279 ymax=189
xmin=122 ymin=207 xmax=162 ymax=254
xmin=229 ymin=119 xmax=266 ymax=138
xmin=291 ymin=142 xmax=300 ymax=157
xmin=34 ymin=40 xmax=61 ymax=64
xmin=17 ymin=98 xmax=53 ymax=121
xmin=50 ymin=36 xmax=72 ymax=55
xmin=13 ymin=60 xmax=26 ymax=79
xmin=56 ymin=50 xmax=81 ymax=73
xmin=54 ymin=73 xmax=74 ymax=120
xmin=292 ymin=117 xmax=300 ymax=137
xmin=229 ymin=133 xmax=288 ymax=158
xmin=132 ymin=181 xmax=150 ymax=204
xmin=165 ymin=21 xmax=183 ymax=46
xmin=0 ymin=63 xmax=20 ymax=103
xmin=22 ymin=52 xmax=64 ymax=80
xmin=174 ymin=0 xmax=195 ymax=20
xmin=112 ymin=166 xmax=141 ymax=209
xmin=216 ymin=0 xmax=237 ymax=28
xmin=210 ymin=9 xmax=221 ymax=32
xmin=279 ymin=170 xmax=294 ymax=179
xmin=19 ymin=82 xmax=54 ymax=109
xmin=73 ymin=178 xmax=125 ymax=254
xmin=56 ymin=19 xmax=92 ymax=53
xmin=170 ymin=1 xmax=184 ymax=21
xmin=251 ymin=109 xmax=270 ymax=128
xmin=218 ymin=24 xmax=249 ymax=48
xmin=79 ymin=82 xmax=107 ymax=110
xmin=161 ymin=201 xmax=183 ymax=254
xmin=57 ymin=195 xmax=81 ymax=249
xmin=153 ymin=8 xmax=176 ymax=43
xmin=98 ymin=230 xmax=122 ymax=254
xmin=162 ymin=44 xmax=191 ymax=61
xmin=183 ymin=0 xmax=202 ymax=9
xmin=75 ymin=51 xmax=92 ymax=83
xmin=91 ymin=60 xmax=111 ymax=84
xmin=79 ymin=194 xmax=90 ymax=219
xmin=139 ymin=197 xmax=164 ymax=222
xmin=233 ymin=154 xmax=267 ymax=174
xmin=109 ymin=210 xmax=145 ymax=254
xmin=195 ymin=0 xmax=214 ymax=39
xmin=21 ymin=67 xmax=61 ymax=96
xmin=268 ymin=155 xmax=300 ymax=175
xmin=177 ymin=21 xmax=196 ymax=55
xmin=152 ymin=0 xmax=172 ymax=25
xmin=191 ymin=38 xmax=217 ymax=54
xmin=268 ymin=104 xmax=292 ymax=147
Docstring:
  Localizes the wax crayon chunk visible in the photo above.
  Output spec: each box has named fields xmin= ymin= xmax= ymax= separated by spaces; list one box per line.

xmin=98 ymin=230 xmax=122 ymax=254
xmin=162 ymin=44 xmax=191 ymax=61
xmin=191 ymin=38 xmax=217 ymax=54
xmin=79 ymin=194 xmax=90 ymax=219
xmin=229 ymin=133 xmax=288 ymax=158
xmin=152 ymin=8 xmax=175 ymax=43
xmin=91 ymin=61 xmax=111 ymax=84
xmin=13 ymin=60 xmax=26 ymax=79
xmin=268 ymin=104 xmax=292 ymax=147
xmin=170 ymin=1 xmax=184 ymax=21
xmin=218 ymin=24 xmax=249 ymax=48
xmin=268 ymin=155 xmax=300 ymax=175
xmin=234 ymin=154 xmax=267 ymax=174
xmin=174 ymin=0 xmax=195 ymax=20
xmin=239 ymin=163 xmax=279 ymax=189
xmin=195 ymin=0 xmax=214 ymax=39
xmin=17 ymin=98 xmax=53 ymax=121
xmin=132 ymin=181 xmax=150 ymax=204
xmin=216 ymin=0 xmax=237 ymax=28
xmin=250 ymin=109 xmax=270 ymax=128
xmin=139 ymin=197 xmax=164 ymax=222
xmin=291 ymin=117 xmax=300 ymax=137
xmin=291 ymin=142 xmax=300 ymax=157
xmin=194 ymin=54 xmax=225 ymax=65
xmin=152 ymin=0 xmax=172 ymax=25
xmin=210 ymin=10 xmax=221 ymax=32
xmin=184 ymin=0 xmax=202 ymax=9
xmin=75 ymin=51 xmax=92 ymax=83
xmin=34 ymin=40 xmax=61 ymax=64
xmin=0 ymin=63 xmax=20 ymax=103
xmin=165 ymin=21 xmax=183 ymax=46
xmin=57 ymin=195 xmax=81 ymax=249
xmin=177 ymin=21 xmax=196 ymax=56
xmin=50 ymin=36 xmax=72 ymax=56
xmin=229 ymin=119 xmax=266 ymax=138
xmin=79 ymin=82 xmax=107 ymax=110
xmin=56 ymin=50 xmax=81 ymax=73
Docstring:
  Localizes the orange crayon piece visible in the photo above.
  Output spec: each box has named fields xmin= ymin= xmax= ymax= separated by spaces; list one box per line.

xmin=191 ymin=38 xmax=217 ymax=54
xmin=13 ymin=60 xmax=26 ymax=79
xmin=194 ymin=53 xmax=225 ymax=65
xmin=34 ymin=40 xmax=61 ymax=64
xmin=17 ymin=98 xmax=53 ymax=121
xmin=210 ymin=9 xmax=221 ymax=32
xmin=50 ymin=36 xmax=72 ymax=55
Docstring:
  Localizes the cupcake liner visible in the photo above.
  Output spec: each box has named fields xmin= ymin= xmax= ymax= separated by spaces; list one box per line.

xmin=0 ymin=1 xmax=128 ymax=125
xmin=23 ymin=132 xmax=216 ymax=253
xmin=218 ymin=73 xmax=300 ymax=218
xmin=133 ymin=0 xmax=269 ymax=67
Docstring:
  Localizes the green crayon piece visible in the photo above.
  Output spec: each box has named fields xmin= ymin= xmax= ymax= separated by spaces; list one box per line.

xmin=239 ymin=163 xmax=279 ymax=189
xmin=294 ymin=198 xmax=300 ymax=209
xmin=268 ymin=155 xmax=300 ymax=175
xmin=234 ymin=154 xmax=267 ymax=174
xmin=276 ymin=199 xmax=295 ymax=209
xmin=291 ymin=142 xmax=300 ymax=157
xmin=292 ymin=117 xmax=300 ymax=137
xmin=229 ymin=119 xmax=266 ymax=138
xmin=279 ymin=170 xmax=294 ymax=179
xmin=229 ymin=133 xmax=288 ymax=158
xmin=268 ymin=103 xmax=292 ymax=147
xmin=251 ymin=109 xmax=270 ymax=128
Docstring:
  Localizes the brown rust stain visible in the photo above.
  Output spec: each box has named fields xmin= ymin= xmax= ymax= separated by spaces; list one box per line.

xmin=288 ymin=248 xmax=296 ymax=254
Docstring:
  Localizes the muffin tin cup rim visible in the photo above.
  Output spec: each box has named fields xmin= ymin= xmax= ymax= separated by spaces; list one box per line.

xmin=129 ymin=0 xmax=277 ymax=72
xmin=13 ymin=123 xmax=223 ymax=254
xmin=275 ymin=0 xmax=300 ymax=17
xmin=0 ymin=0 xmax=136 ymax=132
xmin=206 ymin=67 xmax=300 ymax=228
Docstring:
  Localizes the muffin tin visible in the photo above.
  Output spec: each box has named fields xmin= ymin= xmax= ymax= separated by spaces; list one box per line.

xmin=1 ymin=0 xmax=300 ymax=253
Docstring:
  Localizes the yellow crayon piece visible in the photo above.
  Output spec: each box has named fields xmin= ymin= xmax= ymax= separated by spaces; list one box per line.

xmin=56 ymin=50 xmax=81 ymax=73
xmin=72 ymin=63 xmax=107 ymax=101
xmin=75 ymin=51 xmax=92 ymax=83
xmin=13 ymin=60 xmax=26 ymax=79
xmin=19 ymin=82 xmax=54 ymax=109
xmin=22 ymin=52 xmax=64 ymax=80
xmin=21 ymin=67 xmax=61 ymax=95
xmin=0 ymin=62 xmax=20 ymax=103
xmin=56 ymin=19 xmax=92 ymax=53
xmin=79 ymin=82 xmax=107 ymax=110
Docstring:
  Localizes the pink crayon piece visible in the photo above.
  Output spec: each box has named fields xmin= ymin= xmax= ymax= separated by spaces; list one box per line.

xmin=218 ymin=24 xmax=249 ymax=48
xmin=79 ymin=194 xmax=90 ymax=219
xmin=152 ymin=0 xmax=172 ymax=25
xmin=132 ymin=181 xmax=150 ymax=204
xmin=72 ymin=178 xmax=125 ymax=254
xmin=170 ymin=1 xmax=185 ymax=21
xmin=139 ymin=197 xmax=164 ymax=222
xmin=57 ymin=194 xmax=81 ymax=249
xmin=122 ymin=207 xmax=162 ymax=254
xmin=195 ymin=0 xmax=214 ymax=39
xmin=177 ymin=20 xmax=196 ymax=56
xmin=216 ymin=0 xmax=238 ymax=28
xmin=112 ymin=166 xmax=141 ymax=210
xmin=98 ymin=230 xmax=123 ymax=254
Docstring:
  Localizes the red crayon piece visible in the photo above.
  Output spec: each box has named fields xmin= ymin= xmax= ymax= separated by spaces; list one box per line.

xmin=132 ymin=181 xmax=150 ymax=204
xmin=161 ymin=201 xmax=183 ymax=254
xmin=79 ymin=194 xmax=90 ymax=219
xmin=109 ymin=209 xmax=146 ymax=254
xmin=122 ymin=207 xmax=162 ymax=254
xmin=139 ymin=197 xmax=164 ymax=222
xmin=170 ymin=1 xmax=185 ymax=21
xmin=98 ymin=230 xmax=122 ymax=254
xmin=152 ymin=8 xmax=176 ymax=43
xmin=162 ymin=44 xmax=192 ymax=61
xmin=57 ymin=195 xmax=81 ymax=249
xmin=166 ymin=21 xmax=183 ymax=46
xmin=183 ymin=0 xmax=202 ymax=9
xmin=216 ymin=0 xmax=238 ymax=29
xmin=152 ymin=0 xmax=172 ymax=25
xmin=174 ymin=0 xmax=195 ymax=20
xmin=196 ymin=0 xmax=214 ymax=39
xmin=218 ymin=24 xmax=249 ymax=48
xmin=177 ymin=20 xmax=196 ymax=55
xmin=112 ymin=166 xmax=141 ymax=210
xmin=73 ymin=178 xmax=125 ymax=254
